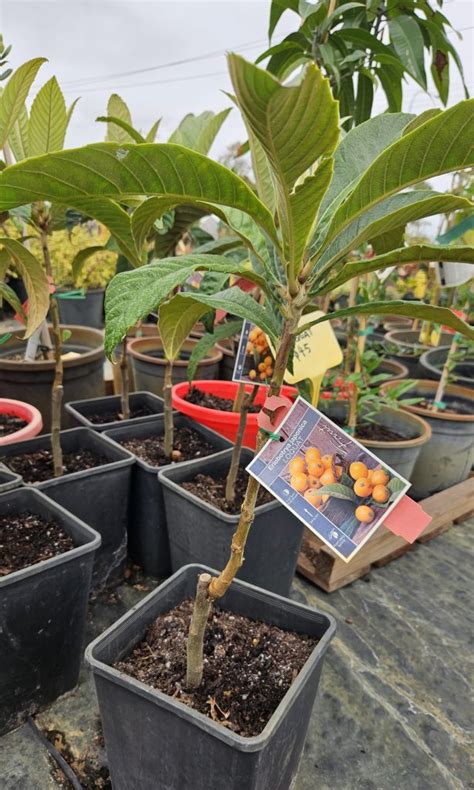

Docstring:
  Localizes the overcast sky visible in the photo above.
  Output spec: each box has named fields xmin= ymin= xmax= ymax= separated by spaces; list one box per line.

xmin=2 ymin=0 xmax=473 ymax=159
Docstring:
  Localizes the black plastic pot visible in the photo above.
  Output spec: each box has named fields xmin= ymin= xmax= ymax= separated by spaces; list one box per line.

xmin=86 ymin=563 xmax=336 ymax=790
xmin=104 ymin=417 xmax=232 ymax=578
xmin=57 ymin=288 xmax=104 ymax=328
xmin=128 ymin=336 xmax=222 ymax=396
xmin=0 ymin=487 xmax=100 ymax=735
xmin=65 ymin=391 xmax=165 ymax=432
xmin=0 ymin=325 xmax=105 ymax=432
xmin=0 ymin=428 xmax=134 ymax=588
xmin=159 ymin=448 xmax=305 ymax=596
xmin=419 ymin=345 xmax=474 ymax=387
xmin=216 ymin=339 xmax=236 ymax=380
xmin=0 ymin=463 xmax=22 ymax=492
xmin=383 ymin=330 xmax=453 ymax=378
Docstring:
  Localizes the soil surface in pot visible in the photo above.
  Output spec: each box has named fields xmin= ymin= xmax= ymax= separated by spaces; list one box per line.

xmin=115 ymin=598 xmax=316 ymax=737
xmin=412 ymin=396 xmax=472 ymax=417
xmin=181 ymin=467 xmax=273 ymax=514
xmin=45 ymin=728 xmax=111 ymax=789
xmin=327 ymin=416 xmax=406 ymax=442
xmin=3 ymin=448 xmax=108 ymax=484
xmin=0 ymin=512 xmax=74 ymax=576
xmin=0 ymin=413 xmax=28 ymax=437
xmin=118 ymin=426 xmax=216 ymax=467
xmin=185 ymin=387 xmax=261 ymax=414
xmin=86 ymin=404 xmax=155 ymax=425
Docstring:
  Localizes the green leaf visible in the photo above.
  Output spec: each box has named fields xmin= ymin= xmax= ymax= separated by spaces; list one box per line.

xmin=71 ymin=244 xmax=112 ymax=283
xmin=377 ymin=64 xmax=403 ymax=113
xmin=316 ymin=483 xmax=358 ymax=502
xmin=28 ymin=76 xmax=67 ymax=156
xmin=437 ymin=216 xmax=474 ymax=244
xmin=228 ymin=55 xmax=339 ymax=276
xmin=105 ymin=94 xmax=134 ymax=143
xmin=0 ymin=280 xmax=26 ymax=318
xmin=66 ymin=97 xmax=80 ymax=129
xmin=300 ymin=302 xmax=474 ymax=341
xmin=153 ymin=205 xmax=209 ymax=259
xmin=193 ymin=236 xmax=243 ymax=255
xmin=0 ymin=58 xmax=46 ymax=147
xmin=8 ymin=103 xmax=29 ymax=161
xmin=71 ymin=196 xmax=140 ymax=267
xmin=0 ymin=237 xmax=50 ymax=337
xmin=158 ymin=294 xmax=210 ymax=361
xmin=315 ymin=245 xmax=474 ymax=295
xmin=268 ymin=0 xmax=299 ymax=40
xmin=389 ymin=15 xmax=427 ymax=88
xmin=145 ymin=118 xmax=161 ymax=143
xmin=104 ymin=255 xmax=268 ymax=357
xmin=187 ymin=319 xmax=242 ymax=383
xmin=321 ymin=102 xmax=474 ymax=259
xmin=314 ymin=193 xmax=471 ymax=276
xmin=168 ymin=109 xmax=231 ymax=155
xmin=354 ymin=70 xmax=373 ymax=126
xmin=96 ymin=115 xmax=145 ymax=144
xmin=0 ymin=143 xmax=278 ymax=250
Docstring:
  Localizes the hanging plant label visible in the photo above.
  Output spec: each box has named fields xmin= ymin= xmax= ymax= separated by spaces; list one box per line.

xmin=232 ymin=319 xmax=275 ymax=387
xmin=247 ymin=396 xmax=427 ymax=563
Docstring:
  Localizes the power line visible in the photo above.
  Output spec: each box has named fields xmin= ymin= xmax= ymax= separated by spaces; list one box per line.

xmin=63 ymin=69 xmax=229 ymax=94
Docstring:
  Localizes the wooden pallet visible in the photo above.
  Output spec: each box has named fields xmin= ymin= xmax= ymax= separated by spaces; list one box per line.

xmin=297 ymin=476 xmax=474 ymax=593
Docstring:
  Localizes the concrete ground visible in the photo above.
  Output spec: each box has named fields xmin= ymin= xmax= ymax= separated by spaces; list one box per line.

xmin=1 ymin=518 xmax=472 ymax=790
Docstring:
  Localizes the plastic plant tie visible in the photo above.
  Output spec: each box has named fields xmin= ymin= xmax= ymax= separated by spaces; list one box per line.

xmin=53 ymin=288 xmax=86 ymax=300
xmin=343 ymin=425 xmax=356 ymax=434
xmin=357 ymin=326 xmax=374 ymax=336
xmin=432 ymin=400 xmax=447 ymax=410
xmin=0 ymin=332 xmax=12 ymax=344
xmin=259 ymin=427 xmax=281 ymax=441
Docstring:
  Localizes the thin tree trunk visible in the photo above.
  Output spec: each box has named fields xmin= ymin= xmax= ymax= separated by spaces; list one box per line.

xmin=225 ymin=384 xmax=259 ymax=503
xmin=347 ymin=316 xmax=367 ymax=435
xmin=163 ymin=360 xmax=174 ymax=457
xmin=41 ymin=231 xmax=63 ymax=476
xmin=232 ymin=381 xmax=245 ymax=412
xmin=186 ymin=573 xmax=212 ymax=689
xmin=344 ymin=277 xmax=359 ymax=376
xmin=119 ymin=337 xmax=130 ymax=419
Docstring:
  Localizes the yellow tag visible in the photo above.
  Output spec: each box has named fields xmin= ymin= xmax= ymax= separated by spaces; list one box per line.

xmin=283 ymin=310 xmax=343 ymax=384
xmin=309 ymin=374 xmax=323 ymax=405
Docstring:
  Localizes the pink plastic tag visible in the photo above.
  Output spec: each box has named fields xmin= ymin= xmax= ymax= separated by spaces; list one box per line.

xmin=383 ymin=495 xmax=432 ymax=543
xmin=257 ymin=394 xmax=293 ymax=433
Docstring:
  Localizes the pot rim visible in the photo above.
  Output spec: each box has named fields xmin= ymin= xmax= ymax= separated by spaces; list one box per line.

xmin=0 ymin=487 xmax=100 ymax=589
xmin=0 ymin=324 xmax=104 ymax=371
xmin=0 ymin=398 xmax=43 ymax=445
xmin=381 ymin=379 xmax=474 ymax=423
xmin=128 ymin=337 xmax=222 ymax=367
xmin=172 ymin=380 xmax=297 ymax=421
xmin=355 ymin=404 xmax=431 ymax=449
xmin=85 ymin=563 xmax=336 ymax=751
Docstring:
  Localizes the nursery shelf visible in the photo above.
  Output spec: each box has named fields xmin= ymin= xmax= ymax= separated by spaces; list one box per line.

xmin=297 ymin=476 xmax=474 ymax=593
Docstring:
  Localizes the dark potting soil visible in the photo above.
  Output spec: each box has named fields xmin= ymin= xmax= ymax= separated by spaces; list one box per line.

xmin=0 ymin=413 xmax=28 ymax=437
xmin=86 ymin=404 xmax=155 ymax=425
xmin=119 ymin=425 xmax=216 ymax=467
xmin=329 ymin=416 xmax=406 ymax=442
xmin=181 ymin=467 xmax=273 ymax=515
xmin=3 ymin=449 xmax=109 ymax=484
xmin=115 ymin=598 xmax=316 ymax=737
xmin=185 ymin=387 xmax=261 ymax=414
xmin=416 ymin=397 xmax=473 ymax=417
xmin=0 ymin=512 xmax=74 ymax=576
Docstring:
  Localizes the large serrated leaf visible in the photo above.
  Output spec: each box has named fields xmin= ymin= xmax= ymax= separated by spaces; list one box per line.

xmin=187 ymin=319 xmax=242 ymax=383
xmin=389 ymin=15 xmax=427 ymax=89
xmin=158 ymin=294 xmax=209 ymax=361
xmin=168 ymin=109 xmax=231 ymax=155
xmin=28 ymin=76 xmax=67 ymax=156
xmin=8 ymin=103 xmax=29 ymax=161
xmin=105 ymin=94 xmax=134 ymax=143
xmin=0 ymin=57 xmax=46 ymax=148
xmin=0 ymin=237 xmax=50 ymax=337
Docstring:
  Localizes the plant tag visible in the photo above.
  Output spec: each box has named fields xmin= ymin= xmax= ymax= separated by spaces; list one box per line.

xmin=383 ymin=496 xmax=432 ymax=543
xmin=232 ymin=319 xmax=275 ymax=387
xmin=283 ymin=310 xmax=343 ymax=384
xmin=247 ymin=396 xmax=413 ymax=563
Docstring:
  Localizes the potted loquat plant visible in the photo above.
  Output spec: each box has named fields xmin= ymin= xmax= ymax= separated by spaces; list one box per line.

xmin=0 ymin=53 xmax=473 ymax=790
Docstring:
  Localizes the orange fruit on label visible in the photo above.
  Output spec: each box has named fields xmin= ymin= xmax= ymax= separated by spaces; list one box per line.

xmin=320 ymin=469 xmax=336 ymax=486
xmin=290 ymin=472 xmax=308 ymax=493
xmin=307 ymin=460 xmax=325 ymax=478
xmin=321 ymin=454 xmax=334 ymax=469
xmin=371 ymin=469 xmax=390 ymax=486
xmin=355 ymin=505 xmax=375 ymax=522
xmin=304 ymin=489 xmax=322 ymax=508
xmin=372 ymin=484 xmax=390 ymax=503
xmin=307 ymin=476 xmax=322 ymax=488
xmin=305 ymin=447 xmax=321 ymax=464
xmin=354 ymin=478 xmax=372 ymax=498
xmin=289 ymin=456 xmax=306 ymax=475
xmin=349 ymin=461 xmax=368 ymax=480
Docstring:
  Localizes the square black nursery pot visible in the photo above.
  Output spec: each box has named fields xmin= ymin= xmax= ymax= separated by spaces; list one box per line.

xmin=0 ymin=464 xmax=22 ymax=493
xmin=0 ymin=487 xmax=100 ymax=735
xmin=86 ymin=564 xmax=336 ymax=790
xmin=65 ymin=391 xmax=165 ymax=432
xmin=159 ymin=448 xmax=305 ymax=597
xmin=104 ymin=416 xmax=232 ymax=579
xmin=0 ymin=428 xmax=134 ymax=588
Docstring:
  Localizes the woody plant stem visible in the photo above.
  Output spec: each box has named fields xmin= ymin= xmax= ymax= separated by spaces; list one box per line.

xmin=120 ymin=337 xmax=130 ymax=420
xmin=225 ymin=383 xmax=259 ymax=503
xmin=185 ymin=308 xmax=302 ymax=689
xmin=41 ymin=230 xmax=63 ymax=477
xmin=163 ymin=359 xmax=174 ymax=457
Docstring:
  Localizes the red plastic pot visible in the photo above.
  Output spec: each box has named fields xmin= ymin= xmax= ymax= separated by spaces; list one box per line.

xmin=172 ymin=380 xmax=298 ymax=449
xmin=0 ymin=398 xmax=43 ymax=446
